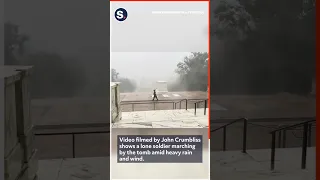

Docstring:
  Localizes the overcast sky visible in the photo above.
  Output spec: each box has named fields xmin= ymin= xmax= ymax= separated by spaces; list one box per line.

xmin=5 ymin=0 xmax=110 ymax=94
xmin=111 ymin=2 xmax=208 ymax=52
xmin=5 ymin=0 xmax=209 ymax=90
xmin=112 ymin=52 xmax=191 ymax=84
xmin=110 ymin=2 xmax=208 ymax=86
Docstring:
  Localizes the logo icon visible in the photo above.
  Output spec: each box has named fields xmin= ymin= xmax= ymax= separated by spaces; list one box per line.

xmin=115 ymin=8 xmax=128 ymax=21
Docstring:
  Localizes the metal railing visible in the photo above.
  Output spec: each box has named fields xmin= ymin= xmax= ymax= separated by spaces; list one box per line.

xmin=194 ymin=99 xmax=208 ymax=115
xmin=269 ymin=119 xmax=316 ymax=170
xmin=121 ymin=101 xmax=176 ymax=111
xmin=277 ymin=123 xmax=316 ymax=148
xmin=210 ymin=117 xmax=316 ymax=170
xmin=121 ymin=98 xmax=207 ymax=112
xmin=210 ymin=118 xmax=248 ymax=153
xmin=34 ymin=130 xmax=110 ymax=158
xmin=173 ymin=99 xmax=188 ymax=110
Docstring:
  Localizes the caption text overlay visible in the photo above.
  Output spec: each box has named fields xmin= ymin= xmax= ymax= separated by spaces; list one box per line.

xmin=117 ymin=135 xmax=203 ymax=163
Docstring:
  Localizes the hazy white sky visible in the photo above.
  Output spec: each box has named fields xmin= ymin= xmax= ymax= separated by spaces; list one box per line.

xmin=111 ymin=2 xmax=208 ymax=85
xmin=111 ymin=52 xmax=191 ymax=83
xmin=111 ymin=2 xmax=208 ymax=52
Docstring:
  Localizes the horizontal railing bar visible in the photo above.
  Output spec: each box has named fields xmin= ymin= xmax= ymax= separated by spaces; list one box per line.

xmin=34 ymin=123 xmax=110 ymax=130
xmin=270 ymin=120 xmax=316 ymax=134
xmin=121 ymin=98 xmax=207 ymax=103
xmin=34 ymin=128 xmax=110 ymax=135
xmin=122 ymin=101 xmax=176 ymax=105
xmin=210 ymin=117 xmax=315 ymax=123
xmin=122 ymin=99 xmax=208 ymax=106
xmin=211 ymin=118 xmax=246 ymax=132
xmin=277 ymin=124 xmax=316 ymax=131
xmin=195 ymin=100 xmax=207 ymax=104
xmin=175 ymin=99 xmax=187 ymax=105
xmin=247 ymin=122 xmax=316 ymax=130
xmin=35 ymin=130 xmax=110 ymax=136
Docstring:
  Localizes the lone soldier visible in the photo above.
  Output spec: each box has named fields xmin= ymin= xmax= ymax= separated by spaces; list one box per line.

xmin=152 ymin=89 xmax=158 ymax=101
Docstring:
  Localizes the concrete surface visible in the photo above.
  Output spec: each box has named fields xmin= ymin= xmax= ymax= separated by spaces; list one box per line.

xmin=31 ymin=98 xmax=206 ymax=126
xmin=31 ymin=94 xmax=315 ymax=126
xmin=121 ymin=100 xmax=206 ymax=112
xmin=211 ymin=94 xmax=315 ymax=120
xmin=33 ymin=121 xmax=315 ymax=160
xmin=32 ymin=98 xmax=109 ymax=126
xmin=35 ymin=133 xmax=110 ymax=159
xmin=211 ymin=147 xmax=316 ymax=180
xmin=37 ymin=147 xmax=315 ymax=180
xmin=210 ymin=121 xmax=316 ymax=151
xmin=30 ymin=94 xmax=315 ymax=159
xmin=112 ymin=108 xmax=209 ymax=128
xmin=121 ymin=91 xmax=208 ymax=101
xmin=38 ymin=157 xmax=109 ymax=180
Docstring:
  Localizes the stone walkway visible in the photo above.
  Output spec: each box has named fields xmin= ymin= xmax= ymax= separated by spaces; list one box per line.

xmin=211 ymin=147 xmax=316 ymax=180
xmin=38 ymin=157 xmax=110 ymax=180
xmin=112 ymin=109 xmax=209 ymax=128
xmin=37 ymin=147 xmax=315 ymax=180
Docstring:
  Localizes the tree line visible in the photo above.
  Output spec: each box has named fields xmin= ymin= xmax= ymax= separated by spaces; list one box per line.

xmin=168 ymin=52 xmax=208 ymax=92
xmin=210 ymin=0 xmax=315 ymax=95
xmin=4 ymin=0 xmax=314 ymax=96
xmin=111 ymin=69 xmax=137 ymax=93
xmin=5 ymin=22 xmax=86 ymax=98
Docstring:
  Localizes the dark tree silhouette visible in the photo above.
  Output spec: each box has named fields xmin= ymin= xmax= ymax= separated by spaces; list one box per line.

xmin=4 ymin=22 xmax=29 ymax=65
xmin=211 ymin=0 xmax=315 ymax=95
xmin=4 ymin=22 xmax=87 ymax=98
xmin=21 ymin=52 xmax=86 ymax=98
xmin=169 ymin=52 xmax=208 ymax=92
xmin=111 ymin=69 xmax=136 ymax=93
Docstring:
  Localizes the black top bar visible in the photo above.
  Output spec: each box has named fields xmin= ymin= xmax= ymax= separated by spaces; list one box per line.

xmin=121 ymin=98 xmax=208 ymax=104
xmin=269 ymin=119 xmax=316 ymax=134
xmin=211 ymin=118 xmax=247 ymax=132
xmin=35 ymin=130 xmax=110 ymax=136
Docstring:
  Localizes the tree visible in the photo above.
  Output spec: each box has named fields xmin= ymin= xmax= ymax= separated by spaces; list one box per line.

xmin=111 ymin=69 xmax=136 ymax=93
xmin=4 ymin=22 xmax=88 ymax=98
xmin=118 ymin=78 xmax=136 ymax=93
xmin=111 ymin=68 xmax=119 ymax=82
xmin=211 ymin=0 xmax=315 ymax=95
xmin=22 ymin=52 xmax=86 ymax=98
xmin=4 ymin=22 xmax=29 ymax=65
xmin=212 ymin=0 xmax=255 ymax=40
xmin=171 ymin=52 xmax=208 ymax=91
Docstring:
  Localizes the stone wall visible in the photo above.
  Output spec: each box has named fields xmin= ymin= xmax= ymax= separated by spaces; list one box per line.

xmin=1 ymin=66 xmax=38 ymax=180
xmin=111 ymin=82 xmax=121 ymax=123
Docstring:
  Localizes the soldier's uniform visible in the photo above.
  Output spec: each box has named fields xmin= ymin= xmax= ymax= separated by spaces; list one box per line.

xmin=152 ymin=89 xmax=158 ymax=101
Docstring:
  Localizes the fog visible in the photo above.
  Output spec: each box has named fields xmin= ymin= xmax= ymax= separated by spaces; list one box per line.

xmin=4 ymin=0 xmax=315 ymax=96
xmin=5 ymin=0 xmax=208 ymax=97
xmin=111 ymin=52 xmax=190 ymax=85
xmin=111 ymin=2 xmax=208 ymax=52
xmin=5 ymin=0 xmax=110 ymax=97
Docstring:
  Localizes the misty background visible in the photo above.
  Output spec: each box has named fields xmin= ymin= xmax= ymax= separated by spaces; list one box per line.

xmin=111 ymin=52 xmax=208 ymax=93
xmin=112 ymin=52 xmax=190 ymax=81
xmin=4 ymin=0 xmax=315 ymax=98
xmin=5 ymin=0 xmax=109 ymax=98
xmin=210 ymin=0 xmax=315 ymax=95
xmin=111 ymin=2 xmax=208 ymax=52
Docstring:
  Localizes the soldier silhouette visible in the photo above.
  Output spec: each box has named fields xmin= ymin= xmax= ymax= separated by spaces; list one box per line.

xmin=152 ymin=89 xmax=158 ymax=101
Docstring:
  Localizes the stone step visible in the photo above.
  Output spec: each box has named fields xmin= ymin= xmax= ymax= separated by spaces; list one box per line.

xmin=37 ymin=147 xmax=315 ymax=180
xmin=210 ymin=147 xmax=315 ymax=180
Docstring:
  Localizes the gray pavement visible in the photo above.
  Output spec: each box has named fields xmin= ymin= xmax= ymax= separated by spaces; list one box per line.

xmin=210 ymin=94 xmax=315 ymax=120
xmin=31 ymin=94 xmax=315 ymax=125
xmin=211 ymin=147 xmax=316 ymax=180
xmin=34 ymin=122 xmax=315 ymax=159
xmin=37 ymin=147 xmax=315 ymax=180
xmin=210 ymin=122 xmax=316 ymax=151
xmin=31 ymin=94 xmax=315 ymax=161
